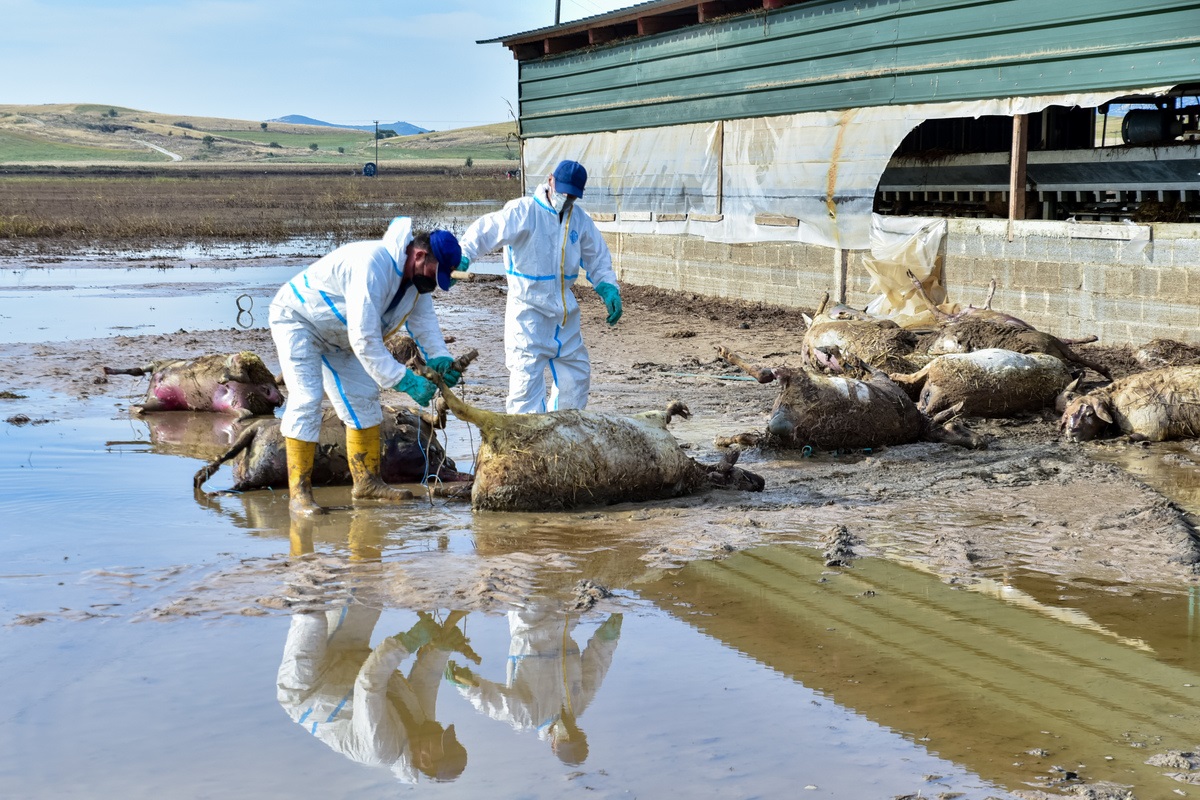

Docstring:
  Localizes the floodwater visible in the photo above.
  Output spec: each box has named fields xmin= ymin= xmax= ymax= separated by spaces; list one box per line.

xmin=2 ymin=262 xmax=1199 ymax=799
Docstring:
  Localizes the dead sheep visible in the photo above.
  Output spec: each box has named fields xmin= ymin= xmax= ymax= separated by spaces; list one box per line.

xmin=888 ymin=348 xmax=1075 ymax=418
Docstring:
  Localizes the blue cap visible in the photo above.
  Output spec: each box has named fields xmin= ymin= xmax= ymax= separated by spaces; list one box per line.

xmin=428 ymin=229 xmax=462 ymax=291
xmin=552 ymin=160 xmax=587 ymax=198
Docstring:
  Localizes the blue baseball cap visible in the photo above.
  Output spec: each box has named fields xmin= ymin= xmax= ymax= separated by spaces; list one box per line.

xmin=552 ymin=160 xmax=587 ymax=197
xmin=428 ymin=229 xmax=462 ymax=291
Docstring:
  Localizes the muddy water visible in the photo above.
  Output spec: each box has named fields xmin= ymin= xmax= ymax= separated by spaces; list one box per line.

xmin=0 ymin=264 xmax=307 ymax=342
xmin=2 ymin=265 xmax=1200 ymax=798
xmin=1095 ymin=440 xmax=1200 ymax=518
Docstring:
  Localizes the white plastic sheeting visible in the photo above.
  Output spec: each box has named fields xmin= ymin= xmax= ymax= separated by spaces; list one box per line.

xmin=522 ymin=85 xmax=1173 ymax=252
xmin=521 ymin=122 xmax=720 ymax=216
xmin=863 ymin=215 xmax=947 ymax=328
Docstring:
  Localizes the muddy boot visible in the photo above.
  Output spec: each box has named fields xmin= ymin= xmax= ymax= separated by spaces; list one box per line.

xmin=347 ymin=425 xmax=414 ymax=503
xmin=285 ymin=437 xmax=326 ymax=517
xmin=288 ymin=516 xmax=316 ymax=556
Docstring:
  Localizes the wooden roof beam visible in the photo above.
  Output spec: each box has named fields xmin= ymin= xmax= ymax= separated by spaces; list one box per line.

xmin=589 ymin=22 xmax=638 ymax=45
xmin=589 ymin=26 xmax=618 ymax=45
xmin=637 ymin=11 xmax=698 ymax=36
xmin=544 ymin=32 xmax=590 ymax=54
xmin=511 ymin=42 xmax=542 ymax=60
xmin=700 ymin=0 xmax=762 ymax=21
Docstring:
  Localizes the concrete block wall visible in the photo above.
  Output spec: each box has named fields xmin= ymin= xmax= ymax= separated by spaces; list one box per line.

xmin=937 ymin=220 xmax=1200 ymax=345
xmin=606 ymin=221 xmax=1200 ymax=346
xmin=608 ymin=232 xmax=867 ymax=311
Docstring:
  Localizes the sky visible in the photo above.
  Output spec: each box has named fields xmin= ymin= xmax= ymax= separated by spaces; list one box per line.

xmin=1 ymin=0 xmax=637 ymax=130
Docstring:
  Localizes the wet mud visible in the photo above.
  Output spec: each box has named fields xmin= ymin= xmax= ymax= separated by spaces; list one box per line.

xmin=2 ymin=253 xmax=1199 ymax=799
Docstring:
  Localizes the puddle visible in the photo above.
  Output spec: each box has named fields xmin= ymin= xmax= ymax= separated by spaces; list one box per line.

xmin=0 ymin=257 xmax=507 ymax=344
xmin=4 ymin=411 xmax=1200 ymax=797
xmin=0 ymin=264 xmax=306 ymax=343
xmin=8 ymin=236 xmax=335 ymax=263
xmin=3 ymin=254 xmax=1200 ymax=798
xmin=1094 ymin=440 xmax=1200 ymax=518
xmin=644 ymin=548 xmax=1200 ymax=797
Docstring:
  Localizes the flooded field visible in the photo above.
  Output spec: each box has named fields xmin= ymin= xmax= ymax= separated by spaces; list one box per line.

xmin=2 ymin=250 xmax=1199 ymax=799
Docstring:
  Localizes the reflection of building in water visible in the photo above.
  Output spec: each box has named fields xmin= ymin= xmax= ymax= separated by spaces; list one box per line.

xmin=641 ymin=545 xmax=1200 ymax=796
xmin=447 ymin=605 xmax=621 ymax=765
xmin=276 ymin=606 xmax=474 ymax=783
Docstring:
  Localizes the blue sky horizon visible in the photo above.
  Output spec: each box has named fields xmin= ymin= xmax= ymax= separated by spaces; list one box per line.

xmin=1 ymin=0 xmax=635 ymax=131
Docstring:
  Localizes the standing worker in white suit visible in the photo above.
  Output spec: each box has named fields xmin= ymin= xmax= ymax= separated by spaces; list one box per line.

xmin=269 ymin=216 xmax=463 ymax=516
xmin=458 ymin=160 xmax=622 ymax=414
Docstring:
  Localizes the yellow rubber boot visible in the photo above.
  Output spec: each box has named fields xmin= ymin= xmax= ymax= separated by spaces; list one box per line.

xmin=288 ymin=516 xmax=315 ymax=556
xmin=285 ymin=437 xmax=326 ymax=517
xmin=347 ymin=425 xmax=413 ymax=503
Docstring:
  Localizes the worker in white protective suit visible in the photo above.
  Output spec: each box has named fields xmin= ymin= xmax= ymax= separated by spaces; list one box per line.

xmin=276 ymin=605 xmax=478 ymax=783
xmin=458 ymin=160 xmax=622 ymax=414
xmin=269 ymin=217 xmax=462 ymax=516
xmin=445 ymin=606 xmax=622 ymax=765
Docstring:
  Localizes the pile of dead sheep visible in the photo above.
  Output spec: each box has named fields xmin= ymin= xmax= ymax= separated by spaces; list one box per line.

xmin=715 ymin=274 xmax=1200 ymax=454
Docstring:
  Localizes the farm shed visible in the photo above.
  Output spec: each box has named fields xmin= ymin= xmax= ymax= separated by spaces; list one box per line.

xmin=482 ymin=0 xmax=1200 ymax=343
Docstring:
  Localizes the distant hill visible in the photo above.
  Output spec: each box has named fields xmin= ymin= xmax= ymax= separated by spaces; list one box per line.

xmin=0 ymin=103 xmax=513 ymax=166
xmin=269 ymin=115 xmax=428 ymax=135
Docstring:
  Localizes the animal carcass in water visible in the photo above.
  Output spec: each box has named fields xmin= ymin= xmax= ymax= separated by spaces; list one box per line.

xmin=104 ymin=351 xmax=283 ymax=418
xmin=800 ymin=292 xmax=925 ymax=377
xmin=1057 ymin=365 xmax=1200 ymax=442
xmin=714 ymin=345 xmax=983 ymax=451
xmin=904 ymin=271 xmax=1110 ymax=378
xmin=413 ymin=367 xmax=764 ymax=512
xmin=888 ymin=348 xmax=1074 ymax=417
xmin=193 ymin=407 xmax=469 ymax=493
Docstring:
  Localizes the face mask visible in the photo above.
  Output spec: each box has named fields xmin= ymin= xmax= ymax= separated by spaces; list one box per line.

xmin=412 ymin=273 xmax=437 ymax=294
xmin=552 ymin=192 xmax=575 ymax=211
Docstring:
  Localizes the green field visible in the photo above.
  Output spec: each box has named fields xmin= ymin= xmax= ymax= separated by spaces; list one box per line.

xmin=0 ymin=130 xmax=170 ymax=163
xmin=0 ymin=104 xmax=518 ymax=166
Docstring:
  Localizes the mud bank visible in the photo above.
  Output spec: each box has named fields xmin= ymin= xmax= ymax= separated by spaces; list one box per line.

xmin=2 ymin=270 xmax=1197 ymax=608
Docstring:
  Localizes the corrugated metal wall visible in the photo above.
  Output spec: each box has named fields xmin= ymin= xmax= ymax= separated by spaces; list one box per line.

xmin=517 ymin=0 xmax=1200 ymax=138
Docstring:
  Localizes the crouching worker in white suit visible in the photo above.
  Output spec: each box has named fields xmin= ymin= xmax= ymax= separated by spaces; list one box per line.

xmin=445 ymin=607 xmax=622 ymax=766
xmin=458 ymin=160 xmax=622 ymax=414
xmin=277 ymin=608 xmax=477 ymax=783
xmin=269 ymin=217 xmax=463 ymax=516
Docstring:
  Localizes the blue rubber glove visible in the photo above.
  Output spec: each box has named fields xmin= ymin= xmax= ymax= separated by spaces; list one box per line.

xmin=595 ymin=282 xmax=622 ymax=325
xmin=426 ymin=356 xmax=462 ymax=388
xmin=394 ymin=369 xmax=436 ymax=407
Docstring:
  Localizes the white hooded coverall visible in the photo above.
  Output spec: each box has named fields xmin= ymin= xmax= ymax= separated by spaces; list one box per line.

xmin=269 ymin=217 xmax=452 ymax=442
xmin=459 ymin=184 xmax=617 ymax=414
xmin=451 ymin=606 xmax=619 ymax=742
xmin=276 ymin=605 xmax=451 ymax=784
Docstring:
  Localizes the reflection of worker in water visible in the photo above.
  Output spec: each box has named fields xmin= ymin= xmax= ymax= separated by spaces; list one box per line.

xmin=276 ymin=606 xmax=479 ymax=783
xmin=445 ymin=606 xmax=622 ymax=765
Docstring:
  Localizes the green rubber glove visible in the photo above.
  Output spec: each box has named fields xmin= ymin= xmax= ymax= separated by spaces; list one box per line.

xmin=595 ymin=613 xmax=623 ymax=642
xmin=450 ymin=255 xmax=470 ymax=288
xmin=426 ymin=356 xmax=462 ymax=388
xmin=444 ymin=660 xmax=478 ymax=687
xmin=394 ymin=369 xmax=435 ymax=407
xmin=394 ymin=615 xmax=438 ymax=653
xmin=595 ymin=282 xmax=622 ymax=325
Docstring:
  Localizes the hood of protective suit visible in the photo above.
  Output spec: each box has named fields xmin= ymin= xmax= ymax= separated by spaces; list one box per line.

xmin=382 ymin=217 xmax=414 ymax=268
xmin=534 ymin=182 xmax=554 ymax=209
